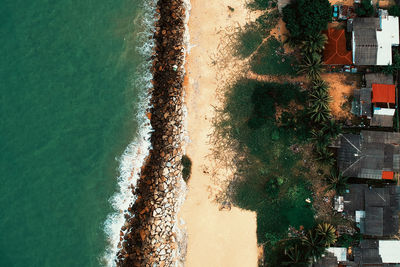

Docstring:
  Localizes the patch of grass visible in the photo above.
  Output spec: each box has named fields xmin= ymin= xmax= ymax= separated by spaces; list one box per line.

xmin=235 ymin=9 xmax=280 ymax=58
xmin=247 ymin=0 xmax=277 ymax=10
xmin=181 ymin=155 xmax=192 ymax=182
xmin=215 ymin=79 xmax=315 ymax=252
xmin=250 ymin=36 xmax=298 ymax=76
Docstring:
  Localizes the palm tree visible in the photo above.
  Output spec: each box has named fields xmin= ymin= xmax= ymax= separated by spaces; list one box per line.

xmin=311 ymin=78 xmax=329 ymax=93
xmin=301 ymin=33 xmax=328 ymax=55
xmin=315 ymin=145 xmax=334 ymax=164
xmin=311 ymin=129 xmax=331 ymax=148
xmin=326 ymin=169 xmax=349 ymax=194
xmin=285 ymin=34 xmax=298 ymax=49
xmin=322 ymin=119 xmax=342 ymax=139
xmin=309 ymin=104 xmax=331 ymax=123
xmin=282 ymin=244 xmax=310 ymax=266
xmin=299 ymin=53 xmax=323 ymax=81
xmin=309 ymin=89 xmax=331 ymax=112
xmin=316 ymin=223 xmax=337 ymax=247
xmin=302 ymin=230 xmax=325 ymax=262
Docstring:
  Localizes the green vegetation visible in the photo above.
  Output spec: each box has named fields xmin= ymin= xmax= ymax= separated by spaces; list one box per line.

xmin=301 ymin=33 xmax=328 ymax=55
xmin=215 ymin=79 xmax=319 ymax=263
xmin=336 ymin=233 xmax=363 ymax=248
xmin=388 ymin=5 xmax=400 ymax=16
xmin=247 ymin=0 xmax=277 ymax=10
xmin=356 ymin=0 xmax=375 ymax=17
xmin=299 ymin=53 xmax=323 ymax=81
xmin=382 ymin=50 xmax=400 ymax=74
xmin=236 ymin=9 xmax=280 ymax=57
xmin=181 ymin=155 xmax=192 ymax=182
xmin=326 ymin=170 xmax=349 ymax=195
xmin=268 ymin=223 xmax=337 ymax=266
xmin=250 ymin=36 xmax=298 ymax=76
xmin=282 ymin=0 xmax=331 ymax=41
xmin=221 ymin=1 xmax=349 ymax=264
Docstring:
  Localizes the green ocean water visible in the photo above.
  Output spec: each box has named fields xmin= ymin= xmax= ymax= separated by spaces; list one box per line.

xmin=0 ymin=0 xmax=147 ymax=266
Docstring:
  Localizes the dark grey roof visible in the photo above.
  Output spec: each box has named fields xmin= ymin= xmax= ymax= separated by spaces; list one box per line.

xmin=343 ymin=184 xmax=400 ymax=237
xmin=354 ymin=239 xmax=383 ymax=264
xmin=353 ymin=17 xmax=381 ymax=31
xmin=371 ymin=114 xmax=394 ymax=128
xmin=344 ymin=184 xmax=367 ymax=213
xmin=353 ymin=18 xmax=380 ymax=65
xmin=314 ymin=252 xmax=338 ymax=267
xmin=337 ymin=131 xmax=400 ymax=179
xmin=365 ymin=73 xmax=394 ymax=88
xmin=353 ymin=88 xmax=372 ymax=118
xmin=365 ymin=207 xmax=384 ymax=236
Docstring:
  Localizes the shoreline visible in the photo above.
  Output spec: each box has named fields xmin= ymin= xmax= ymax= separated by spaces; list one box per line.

xmin=115 ymin=0 xmax=189 ymax=266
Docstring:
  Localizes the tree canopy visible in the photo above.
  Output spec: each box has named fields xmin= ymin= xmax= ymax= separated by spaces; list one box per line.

xmin=355 ymin=0 xmax=374 ymax=17
xmin=282 ymin=0 xmax=332 ymax=40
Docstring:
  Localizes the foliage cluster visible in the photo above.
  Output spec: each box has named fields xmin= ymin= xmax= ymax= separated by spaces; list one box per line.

xmin=236 ymin=9 xmax=280 ymax=57
xmin=268 ymin=223 xmax=337 ymax=266
xmin=215 ymin=79 xmax=316 ymax=262
xmin=336 ymin=233 xmax=363 ymax=248
xmin=247 ymin=0 xmax=277 ymax=10
xmin=250 ymin=36 xmax=298 ymax=76
xmin=388 ymin=5 xmax=400 ymax=17
xmin=382 ymin=50 xmax=400 ymax=74
xmin=355 ymin=0 xmax=374 ymax=17
xmin=248 ymin=81 xmax=307 ymax=130
xmin=325 ymin=169 xmax=349 ymax=195
xmin=181 ymin=155 xmax=192 ymax=182
xmin=282 ymin=0 xmax=331 ymax=41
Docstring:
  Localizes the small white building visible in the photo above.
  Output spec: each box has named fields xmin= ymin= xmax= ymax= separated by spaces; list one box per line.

xmin=379 ymin=240 xmax=400 ymax=263
xmin=376 ymin=10 xmax=400 ymax=65
xmin=351 ymin=10 xmax=399 ymax=65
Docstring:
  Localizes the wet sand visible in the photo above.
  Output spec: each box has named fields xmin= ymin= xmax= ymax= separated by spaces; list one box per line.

xmin=179 ymin=0 xmax=259 ymax=266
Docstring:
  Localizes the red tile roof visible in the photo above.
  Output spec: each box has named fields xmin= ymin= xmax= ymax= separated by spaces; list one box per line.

xmin=323 ymin=29 xmax=353 ymax=65
xmin=382 ymin=171 xmax=394 ymax=180
xmin=372 ymin=84 xmax=396 ymax=104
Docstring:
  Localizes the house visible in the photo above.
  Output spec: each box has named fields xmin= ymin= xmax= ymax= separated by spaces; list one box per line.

xmin=323 ymin=28 xmax=353 ymax=65
xmin=351 ymin=239 xmax=400 ymax=265
xmin=333 ymin=131 xmax=400 ymax=180
xmin=350 ymin=10 xmax=399 ymax=65
xmin=352 ymin=73 xmax=396 ymax=127
xmin=337 ymin=184 xmax=400 ymax=237
xmin=371 ymin=83 xmax=396 ymax=127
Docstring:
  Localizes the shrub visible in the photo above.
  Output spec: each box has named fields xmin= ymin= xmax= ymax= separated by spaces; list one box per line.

xmin=282 ymin=0 xmax=331 ymax=41
xmin=247 ymin=0 xmax=277 ymax=10
xmin=181 ymin=155 xmax=192 ymax=182
xmin=355 ymin=0 xmax=374 ymax=17
xmin=388 ymin=5 xmax=400 ymax=17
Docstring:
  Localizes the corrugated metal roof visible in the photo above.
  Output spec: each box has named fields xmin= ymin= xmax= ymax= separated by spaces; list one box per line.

xmin=365 ymin=73 xmax=394 ymax=88
xmin=353 ymin=18 xmax=379 ymax=65
xmin=337 ymin=131 xmax=400 ymax=179
xmin=372 ymin=84 xmax=396 ymax=104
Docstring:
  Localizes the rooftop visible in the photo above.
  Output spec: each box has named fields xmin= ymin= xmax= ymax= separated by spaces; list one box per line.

xmin=352 ymin=14 xmax=399 ymax=65
xmin=323 ymin=28 xmax=353 ymax=65
xmin=372 ymin=84 xmax=396 ymax=104
xmin=365 ymin=73 xmax=394 ymax=88
xmin=353 ymin=239 xmax=400 ymax=264
xmin=335 ymin=131 xmax=400 ymax=180
xmin=342 ymin=184 xmax=400 ymax=237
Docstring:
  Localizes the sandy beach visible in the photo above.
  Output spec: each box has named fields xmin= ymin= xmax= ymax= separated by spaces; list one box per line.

xmin=180 ymin=0 xmax=259 ymax=266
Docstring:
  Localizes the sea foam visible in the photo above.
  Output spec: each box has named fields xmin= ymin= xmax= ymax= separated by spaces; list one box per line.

xmin=102 ymin=0 xmax=157 ymax=266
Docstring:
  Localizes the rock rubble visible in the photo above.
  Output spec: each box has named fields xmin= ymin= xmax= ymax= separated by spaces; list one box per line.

xmin=116 ymin=0 xmax=187 ymax=266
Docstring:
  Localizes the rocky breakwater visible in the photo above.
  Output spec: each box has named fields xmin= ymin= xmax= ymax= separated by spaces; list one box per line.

xmin=116 ymin=0 xmax=187 ymax=266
